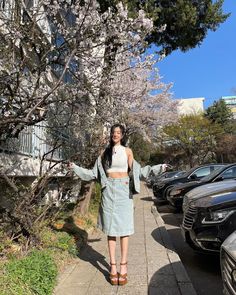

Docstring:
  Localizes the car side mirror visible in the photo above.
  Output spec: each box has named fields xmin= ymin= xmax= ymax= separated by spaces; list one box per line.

xmin=215 ymin=176 xmax=224 ymax=182
xmin=190 ymin=174 xmax=197 ymax=180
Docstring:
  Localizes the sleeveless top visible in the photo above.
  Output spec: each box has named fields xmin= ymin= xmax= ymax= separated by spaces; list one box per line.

xmin=106 ymin=145 xmax=128 ymax=173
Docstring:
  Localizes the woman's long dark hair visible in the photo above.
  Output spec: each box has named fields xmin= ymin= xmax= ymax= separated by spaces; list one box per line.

xmin=102 ymin=124 xmax=127 ymax=171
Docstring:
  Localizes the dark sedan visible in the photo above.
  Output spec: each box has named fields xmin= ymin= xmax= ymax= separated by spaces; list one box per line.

xmin=181 ymin=179 xmax=236 ymax=253
xmin=146 ymin=170 xmax=185 ymax=188
xmin=153 ymin=163 xmax=225 ymax=203
xmin=167 ymin=163 xmax=236 ymax=210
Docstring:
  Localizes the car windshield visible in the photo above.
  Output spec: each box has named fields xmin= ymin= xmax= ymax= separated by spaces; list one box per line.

xmin=165 ymin=171 xmax=179 ymax=178
xmin=200 ymin=166 xmax=227 ymax=182
xmin=180 ymin=167 xmax=200 ymax=178
xmin=176 ymin=171 xmax=186 ymax=177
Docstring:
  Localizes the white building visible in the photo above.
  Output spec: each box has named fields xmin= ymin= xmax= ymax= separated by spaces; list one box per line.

xmin=176 ymin=97 xmax=205 ymax=116
xmin=0 ymin=0 xmax=63 ymax=177
xmin=222 ymin=96 xmax=236 ymax=119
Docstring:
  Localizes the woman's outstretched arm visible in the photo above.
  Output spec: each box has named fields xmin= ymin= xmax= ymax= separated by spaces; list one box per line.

xmin=67 ymin=159 xmax=99 ymax=181
xmin=140 ymin=163 xmax=168 ymax=179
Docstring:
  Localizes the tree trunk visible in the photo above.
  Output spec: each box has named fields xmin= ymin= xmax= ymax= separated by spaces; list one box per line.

xmin=78 ymin=182 xmax=95 ymax=216
xmin=186 ymin=151 xmax=194 ymax=168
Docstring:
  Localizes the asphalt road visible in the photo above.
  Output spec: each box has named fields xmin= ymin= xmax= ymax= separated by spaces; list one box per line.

xmin=156 ymin=203 xmax=223 ymax=295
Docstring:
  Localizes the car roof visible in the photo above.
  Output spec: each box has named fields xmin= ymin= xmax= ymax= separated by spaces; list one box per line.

xmin=180 ymin=163 xmax=227 ymax=178
xmin=200 ymin=163 xmax=236 ymax=182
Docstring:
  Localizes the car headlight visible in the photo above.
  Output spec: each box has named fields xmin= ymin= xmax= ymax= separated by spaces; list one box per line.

xmin=170 ymin=189 xmax=183 ymax=196
xmin=202 ymin=209 xmax=236 ymax=224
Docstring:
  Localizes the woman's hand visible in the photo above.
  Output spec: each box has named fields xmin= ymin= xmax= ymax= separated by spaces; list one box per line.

xmin=67 ymin=162 xmax=75 ymax=170
xmin=162 ymin=164 xmax=172 ymax=172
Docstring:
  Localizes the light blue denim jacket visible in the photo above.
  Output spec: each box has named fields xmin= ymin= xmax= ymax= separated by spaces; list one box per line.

xmin=73 ymin=156 xmax=163 ymax=194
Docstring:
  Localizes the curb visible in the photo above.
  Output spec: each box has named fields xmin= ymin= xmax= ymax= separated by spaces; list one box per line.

xmin=151 ymin=204 xmax=197 ymax=295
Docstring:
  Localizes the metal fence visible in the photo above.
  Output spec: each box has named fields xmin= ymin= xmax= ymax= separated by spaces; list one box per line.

xmin=0 ymin=123 xmax=63 ymax=160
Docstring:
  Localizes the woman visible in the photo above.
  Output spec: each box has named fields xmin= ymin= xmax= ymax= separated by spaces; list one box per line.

xmin=68 ymin=124 xmax=165 ymax=286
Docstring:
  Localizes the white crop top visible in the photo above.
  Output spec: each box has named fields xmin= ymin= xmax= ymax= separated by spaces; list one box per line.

xmin=106 ymin=145 xmax=128 ymax=173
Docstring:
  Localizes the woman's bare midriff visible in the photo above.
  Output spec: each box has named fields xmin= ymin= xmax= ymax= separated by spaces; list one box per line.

xmin=107 ymin=172 xmax=129 ymax=178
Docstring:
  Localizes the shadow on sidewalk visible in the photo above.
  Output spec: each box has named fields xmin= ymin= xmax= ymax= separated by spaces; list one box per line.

xmin=151 ymin=227 xmax=175 ymax=251
xmin=78 ymin=241 xmax=110 ymax=280
xmin=140 ymin=196 xmax=153 ymax=202
xmin=148 ymin=261 xmax=188 ymax=294
xmin=53 ymin=217 xmax=110 ymax=280
xmin=148 ymin=259 xmax=221 ymax=295
xmin=156 ymin=203 xmax=180 ymax=215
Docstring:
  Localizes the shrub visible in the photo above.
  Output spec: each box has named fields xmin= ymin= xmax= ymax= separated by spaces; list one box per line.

xmin=40 ymin=227 xmax=78 ymax=256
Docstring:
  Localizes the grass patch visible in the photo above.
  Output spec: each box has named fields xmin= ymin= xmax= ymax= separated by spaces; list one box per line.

xmin=0 ymin=250 xmax=57 ymax=295
xmin=40 ymin=227 xmax=78 ymax=256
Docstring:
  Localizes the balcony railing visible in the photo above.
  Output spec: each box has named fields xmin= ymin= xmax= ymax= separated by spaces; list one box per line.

xmin=0 ymin=123 xmax=63 ymax=160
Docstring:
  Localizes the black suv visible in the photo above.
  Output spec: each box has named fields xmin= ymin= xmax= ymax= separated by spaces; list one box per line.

xmin=167 ymin=163 xmax=236 ymax=209
xmin=181 ymin=179 xmax=236 ymax=253
xmin=221 ymin=231 xmax=236 ymax=295
xmin=153 ymin=163 xmax=225 ymax=203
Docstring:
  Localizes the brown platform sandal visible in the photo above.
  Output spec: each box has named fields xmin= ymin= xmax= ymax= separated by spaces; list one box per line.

xmin=109 ymin=262 xmax=118 ymax=285
xmin=119 ymin=262 xmax=128 ymax=286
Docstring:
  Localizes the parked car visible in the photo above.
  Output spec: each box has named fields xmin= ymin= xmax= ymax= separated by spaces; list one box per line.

xmin=181 ymin=179 xmax=236 ymax=253
xmin=167 ymin=163 xmax=236 ymax=210
xmin=153 ymin=163 xmax=225 ymax=203
xmin=221 ymin=230 xmax=236 ymax=295
xmin=146 ymin=170 xmax=185 ymax=188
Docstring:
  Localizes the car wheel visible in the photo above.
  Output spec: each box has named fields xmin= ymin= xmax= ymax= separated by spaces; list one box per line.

xmin=163 ymin=185 xmax=175 ymax=201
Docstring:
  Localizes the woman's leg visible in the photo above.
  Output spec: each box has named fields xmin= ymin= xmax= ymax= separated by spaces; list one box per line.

xmin=107 ymin=236 xmax=117 ymax=274
xmin=120 ymin=235 xmax=129 ymax=275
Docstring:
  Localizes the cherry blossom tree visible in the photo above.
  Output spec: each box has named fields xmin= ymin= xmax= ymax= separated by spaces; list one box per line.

xmin=0 ymin=1 xmax=179 ymax=247
xmin=102 ymin=54 xmax=178 ymax=137
xmin=0 ymin=0 xmax=177 ymax=151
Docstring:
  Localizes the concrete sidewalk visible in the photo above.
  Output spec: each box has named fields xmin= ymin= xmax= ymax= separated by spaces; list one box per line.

xmin=54 ymin=183 xmax=197 ymax=295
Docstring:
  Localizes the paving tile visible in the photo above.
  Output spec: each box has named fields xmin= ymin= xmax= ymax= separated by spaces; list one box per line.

xmin=58 ymin=266 xmax=96 ymax=286
xmin=117 ymin=285 xmax=148 ymax=294
xmin=148 ymin=286 xmax=181 ymax=295
xmin=128 ymin=264 xmax=148 ymax=275
xmin=128 ymin=256 xmax=147 ymax=265
xmin=147 ymin=258 xmax=173 ymax=276
xmin=125 ymin=274 xmax=148 ymax=286
xmin=87 ymin=285 xmax=118 ymax=294
xmin=91 ymin=269 xmax=113 ymax=286
xmin=54 ymin=286 xmax=89 ymax=295
xmin=148 ymin=273 xmax=177 ymax=288
xmin=178 ymin=282 xmax=197 ymax=295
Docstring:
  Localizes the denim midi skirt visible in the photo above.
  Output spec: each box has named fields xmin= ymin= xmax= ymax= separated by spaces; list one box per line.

xmin=97 ymin=177 xmax=134 ymax=236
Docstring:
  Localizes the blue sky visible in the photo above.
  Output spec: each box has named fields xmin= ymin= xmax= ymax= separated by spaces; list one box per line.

xmin=156 ymin=0 xmax=236 ymax=109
